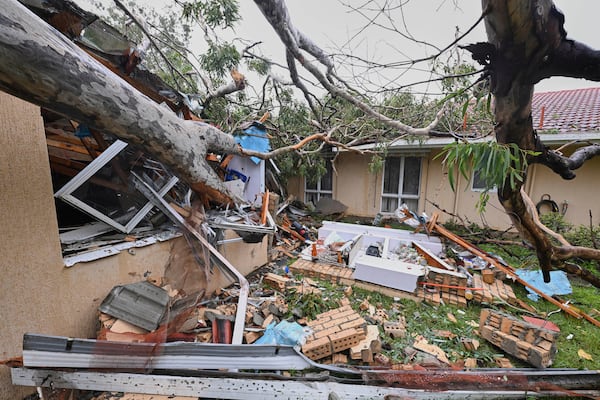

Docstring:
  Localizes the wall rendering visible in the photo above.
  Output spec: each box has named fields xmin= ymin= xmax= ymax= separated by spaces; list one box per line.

xmin=0 ymin=92 xmax=174 ymax=399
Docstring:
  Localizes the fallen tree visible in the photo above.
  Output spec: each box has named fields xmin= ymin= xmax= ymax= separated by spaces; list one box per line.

xmin=0 ymin=0 xmax=243 ymax=203
xmin=3 ymin=0 xmax=600 ymax=287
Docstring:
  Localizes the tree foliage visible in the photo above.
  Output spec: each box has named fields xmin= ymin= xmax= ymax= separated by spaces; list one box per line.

xmin=45 ymin=0 xmax=600 ymax=287
xmin=437 ymin=141 xmax=538 ymax=212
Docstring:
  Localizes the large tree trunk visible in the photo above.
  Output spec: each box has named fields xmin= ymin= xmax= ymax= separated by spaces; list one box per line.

xmin=0 ymin=0 xmax=239 ymax=203
xmin=482 ymin=0 xmax=600 ymax=286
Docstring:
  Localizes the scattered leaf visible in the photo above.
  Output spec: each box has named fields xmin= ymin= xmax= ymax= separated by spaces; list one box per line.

xmin=578 ymin=349 xmax=593 ymax=361
xmin=447 ymin=312 xmax=458 ymax=323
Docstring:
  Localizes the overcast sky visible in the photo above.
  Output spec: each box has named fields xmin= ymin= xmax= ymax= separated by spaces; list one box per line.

xmin=230 ymin=0 xmax=600 ymax=94
xmin=78 ymin=0 xmax=600 ymax=94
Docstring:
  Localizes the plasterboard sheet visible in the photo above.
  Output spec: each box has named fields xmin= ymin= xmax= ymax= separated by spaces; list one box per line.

xmin=353 ymin=254 xmax=425 ymax=292
xmin=62 ymin=230 xmax=180 ymax=267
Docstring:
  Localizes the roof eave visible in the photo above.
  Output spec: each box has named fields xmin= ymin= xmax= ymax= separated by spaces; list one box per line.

xmin=341 ymin=131 xmax=600 ymax=152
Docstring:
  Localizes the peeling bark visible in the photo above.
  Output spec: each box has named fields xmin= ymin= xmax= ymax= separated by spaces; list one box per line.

xmin=0 ymin=0 xmax=241 ymax=203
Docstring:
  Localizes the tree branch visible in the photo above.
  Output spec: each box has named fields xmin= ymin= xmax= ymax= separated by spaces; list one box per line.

xmin=239 ymin=127 xmax=376 ymax=159
xmin=253 ymin=0 xmax=446 ymax=136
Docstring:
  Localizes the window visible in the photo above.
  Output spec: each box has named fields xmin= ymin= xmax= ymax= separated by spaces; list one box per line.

xmin=381 ymin=156 xmax=421 ymax=212
xmin=305 ymin=161 xmax=333 ymax=205
xmin=471 ymin=170 xmax=497 ymax=192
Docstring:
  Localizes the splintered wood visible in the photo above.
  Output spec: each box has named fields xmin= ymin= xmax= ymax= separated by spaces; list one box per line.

xmin=301 ymin=305 xmax=367 ymax=361
xmin=479 ymin=309 xmax=559 ymax=368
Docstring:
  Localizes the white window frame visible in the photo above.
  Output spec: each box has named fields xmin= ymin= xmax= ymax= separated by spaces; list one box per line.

xmin=304 ymin=161 xmax=333 ymax=204
xmin=54 ymin=140 xmax=179 ymax=234
xmin=380 ymin=156 xmax=421 ymax=213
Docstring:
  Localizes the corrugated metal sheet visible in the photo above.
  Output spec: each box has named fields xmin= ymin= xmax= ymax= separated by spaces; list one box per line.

xmin=98 ymin=281 xmax=169 ymax=331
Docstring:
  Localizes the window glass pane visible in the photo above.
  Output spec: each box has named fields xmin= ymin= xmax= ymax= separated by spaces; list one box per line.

xmin=305 ymin=192 xmax=318 ymax=205
xmin=320 ymin=162 xmax=333 ymax=191
xmin=305 ymin=178 xmax=317 ymax=190
xmin=381 ymin=196 xmax=398 ymax=213
xmin=402 ymin=157 xmax=421 ymax=195
xmin=472 ymin=170 xmax=486 ymax=190
xmin=383 ymin=157 xmax=401 ymax=194
xmin=402 ymin=198 xmax=419 ymax=212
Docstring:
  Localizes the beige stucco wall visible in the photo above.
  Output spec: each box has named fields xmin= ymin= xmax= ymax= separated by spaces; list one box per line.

xmin=334 ymin=153 xmax=381 ymax=217
xmin=526 ymin=148 xmax=600 ymax=227
xmin=0 ymin=93 xmax=174 ymax=399
xmin=423 ymin=149 xmax=514 ymax=230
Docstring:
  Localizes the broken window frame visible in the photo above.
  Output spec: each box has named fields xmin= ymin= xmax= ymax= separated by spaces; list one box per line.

xmin=304 ymin=160 xmax=333 ymax=204
xmin=54 ymin=139 xmax=179 ymax=234
xmin=380 ymin=156 xmax=421 ymax=213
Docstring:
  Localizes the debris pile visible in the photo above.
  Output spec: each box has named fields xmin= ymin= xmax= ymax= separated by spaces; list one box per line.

xmin=10 ymin=206 xmax=600 ymax=398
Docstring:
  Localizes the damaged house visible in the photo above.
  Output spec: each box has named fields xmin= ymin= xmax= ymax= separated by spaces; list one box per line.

xmin=3 ymin=0 xmax=600 ymax=399
xmin=287 ymin=87 xmax=600 ymax=230
xmin=0 ymin=1 xmax=272 ymax=398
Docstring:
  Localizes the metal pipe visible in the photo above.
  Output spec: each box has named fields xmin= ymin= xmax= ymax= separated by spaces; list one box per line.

xmin=132 ymin=173 xmax=248 ymax=344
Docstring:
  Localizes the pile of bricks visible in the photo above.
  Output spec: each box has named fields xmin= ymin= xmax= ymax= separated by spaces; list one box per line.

xmin=479 ymin=309 xmax=559 ymax=368
xmin=289 ymin=259 xmax=354 ymax=285
xmin=301 ymin=305 xmax=367 ymax=361
xmin=472 ymin=273 xmax=518 ymax=305
xmin=416 ymin=267 xmax=468 ymax=307
xmin=263 ymin=273 xmax=291 ymax=291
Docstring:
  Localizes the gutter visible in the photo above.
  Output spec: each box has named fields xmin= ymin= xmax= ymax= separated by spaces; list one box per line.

xmin=12 ymin=367 xmax=600 ymax=399
xmin=343 ymin=132 xmax=600 ymax=152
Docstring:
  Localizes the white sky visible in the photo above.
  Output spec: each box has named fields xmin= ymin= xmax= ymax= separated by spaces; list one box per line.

xmin=77 ymin=0 xmax=600 ymax=94
xmin=231 ymin=0 xmax=600 ymax=94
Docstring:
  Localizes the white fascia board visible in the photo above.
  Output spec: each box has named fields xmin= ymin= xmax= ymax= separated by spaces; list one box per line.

xmin=342 ymin=132 xmax=600 ymax=152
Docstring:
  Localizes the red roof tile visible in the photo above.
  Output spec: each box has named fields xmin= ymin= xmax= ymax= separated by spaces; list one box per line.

xmin=532 ymin=87 xmax=600 ymax=132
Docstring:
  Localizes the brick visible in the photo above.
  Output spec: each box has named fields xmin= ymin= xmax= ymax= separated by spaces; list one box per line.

xmin=264 ymin=273 xmax=290 ymax=291
xmin=330 ymin=328 xmax=365 ymax=352
xmin=302 ymin=336 xmax=332 ymax=360
xmin=323 ymin=317 xmax=346 ymax=329
xmin=332 ymin=353 xmax=349 ymax=364
xmin=244 ymin=331 xmax=262 ymax=344
xmin=340 ymin=318 xmax=366 ymax=331
xmin=384 ymin=320 xmax=406 ymax=339
xmin=314 ymin=326 xmax=341 ymax=339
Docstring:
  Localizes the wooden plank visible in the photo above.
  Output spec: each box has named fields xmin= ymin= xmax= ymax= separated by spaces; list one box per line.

xmin=47 ymin=137 xmax=92 ymax=155
xmin=429 ymin=219 xmax=590 ymax=321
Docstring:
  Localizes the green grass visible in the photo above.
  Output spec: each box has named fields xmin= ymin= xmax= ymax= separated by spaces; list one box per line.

xmin=276 ymin=262 xmax=600 ymax=369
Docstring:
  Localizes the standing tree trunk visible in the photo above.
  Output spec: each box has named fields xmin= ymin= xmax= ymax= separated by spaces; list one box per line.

xmin=481 ymin=0 xmax=600 ymax=285
xmin=0 ymin=0 xmax=240 ymax=203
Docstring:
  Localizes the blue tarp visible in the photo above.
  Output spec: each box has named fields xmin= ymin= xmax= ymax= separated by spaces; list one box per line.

xmin=235 ymin=123 xmax=270 ymax=164
xmin=515 ymin=269 xmax=572 ymax=301
xmin=254 ymin=320 xmax=311 ymax=346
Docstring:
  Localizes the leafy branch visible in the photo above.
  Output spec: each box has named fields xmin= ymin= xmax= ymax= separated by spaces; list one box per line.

xmin=437 ymin=141 xmax=539 ymax=212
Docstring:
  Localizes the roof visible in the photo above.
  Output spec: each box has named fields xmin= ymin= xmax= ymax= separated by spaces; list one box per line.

xmin=532 ymin=87 xmax=600 ymax=133
xmin=347 ymin=87 xmax=600 ymax=152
